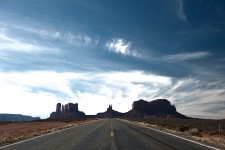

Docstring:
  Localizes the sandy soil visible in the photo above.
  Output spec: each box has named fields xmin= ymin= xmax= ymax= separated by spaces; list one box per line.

xmin=0 ymin=119 xmax=97 ymax=145
xmin=129 ymin=120 xmax=225 ymax=149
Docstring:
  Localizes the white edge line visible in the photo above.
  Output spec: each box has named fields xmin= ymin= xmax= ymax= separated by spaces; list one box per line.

xmin=0 ymin=119 xmax=100 ymax=149
xmin=120 ymin=119 xmax=220 ymax=150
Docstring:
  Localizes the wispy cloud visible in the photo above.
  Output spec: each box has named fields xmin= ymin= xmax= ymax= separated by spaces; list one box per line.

xmin=0 ymin=33 xmax=56 ymax=53
xmin=175 ymin=0 xmax=187 ymax=22
xmin=1 ymin=24 xmax=99 ymax=49
xmin=0 ymin=32 xmax=17 ymax=43
xmin=105 ymin=38 xmax=141 ymax=58
xmin=163 ymin=51 xmax=211 ymax=62
xmin=163 ymin=77 xmax=225 ymax=119
xmin=39 ymin=30 xmax=99 ymax=48
xmin=0 ymin=43 xmax=47 ymax=52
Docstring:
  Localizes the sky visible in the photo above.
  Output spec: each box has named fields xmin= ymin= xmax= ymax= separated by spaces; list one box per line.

xmin=0 ymin=0 xmax=225 ymax=119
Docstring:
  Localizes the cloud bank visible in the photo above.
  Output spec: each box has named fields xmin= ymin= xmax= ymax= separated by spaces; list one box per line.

xmin=0 ymin=70 xmax=224 ymax=119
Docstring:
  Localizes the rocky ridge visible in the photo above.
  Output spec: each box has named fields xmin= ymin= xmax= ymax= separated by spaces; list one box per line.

xmin=49 ymin=99 xmax=188 ymax=119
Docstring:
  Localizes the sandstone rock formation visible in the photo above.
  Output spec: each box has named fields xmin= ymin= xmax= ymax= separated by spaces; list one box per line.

xmin=97 ymin=105 xmax=124 ymax=118
xmin=49 ymin=99 xmax=188 ymax=119
xmin=49 ymin=102 xmax=85 ymax=119
xmin=124 ymin=99 xmax=188 ymax=118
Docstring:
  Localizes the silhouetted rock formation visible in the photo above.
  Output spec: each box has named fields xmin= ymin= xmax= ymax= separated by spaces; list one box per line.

xmin=97 ymin=105 xmax=124 ymax=118
xmin=124 ymin=99 xmax=188 ymax=118
xmin=49 ymin=99 xmax=188 ymax=119
xmin=49 ymin=102 xmax=85 ymax=119
xmin=0 ymin=114 xmax=40 ymax=122
xmin=56 ymin=103 xmax=61 ymax=113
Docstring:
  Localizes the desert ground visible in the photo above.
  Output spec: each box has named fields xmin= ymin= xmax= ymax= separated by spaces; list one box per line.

xmin=126 ymin=117 xmax=225 ymax=148
xmin=0 ymin=118 xmax=97 ymax=146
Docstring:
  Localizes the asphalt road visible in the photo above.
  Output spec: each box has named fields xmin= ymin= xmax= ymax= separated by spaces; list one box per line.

xmin=0 ymin=119 xmax=219 ymax=150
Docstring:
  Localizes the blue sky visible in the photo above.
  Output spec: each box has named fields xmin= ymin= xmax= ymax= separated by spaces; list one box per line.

xmin=0 ymin=0 xmax=225 ymax=119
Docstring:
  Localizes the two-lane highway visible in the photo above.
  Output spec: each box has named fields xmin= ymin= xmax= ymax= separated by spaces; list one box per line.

xmin=0 ymin=119 xmax=219 ymax=150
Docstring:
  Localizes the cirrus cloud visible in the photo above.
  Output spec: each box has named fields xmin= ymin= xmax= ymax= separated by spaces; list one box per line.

xmin=0 ymin=33 xmax=56 ymax=53
xmin=176 ymin=0 xmax=187 ymax=22
xmin=163 ymin=51 xmax=211 ymax=62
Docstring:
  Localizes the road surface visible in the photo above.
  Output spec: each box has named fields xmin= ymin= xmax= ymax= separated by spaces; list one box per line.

xmin=0 ymin=119 xmax=219 ymax=150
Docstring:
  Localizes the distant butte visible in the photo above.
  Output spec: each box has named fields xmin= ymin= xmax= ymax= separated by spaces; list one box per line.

xmin=96 ymin=105 xmax=124 ymax=118
xmin=49 ymin=102 xmax=85 ymax=119
xmin=124 ymin=99 xmax=189 ymax=119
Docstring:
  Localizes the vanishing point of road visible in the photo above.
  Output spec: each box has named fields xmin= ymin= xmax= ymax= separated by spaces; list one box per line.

xmin=0 ymin=119 xmax=220 ymax=150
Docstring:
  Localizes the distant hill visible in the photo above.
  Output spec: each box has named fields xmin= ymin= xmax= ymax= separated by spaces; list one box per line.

xmin=124 ymin=99 xmax=189 ymax=119
xmin=97 ymin=105 xmax=124 ymax=118
xmin=0 ymin=114 xmax=40 ymax=122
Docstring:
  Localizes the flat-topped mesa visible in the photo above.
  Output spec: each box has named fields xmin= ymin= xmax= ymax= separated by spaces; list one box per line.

xmin=49 ymin=102 xmax=85 ymax=119
xmin=125 ymin=99 xmax=188 ymax=118
xmin=132 ymin=99 xmax=176 ymax=114
xmin=133 ymin=99 xmax=171 ymax=109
